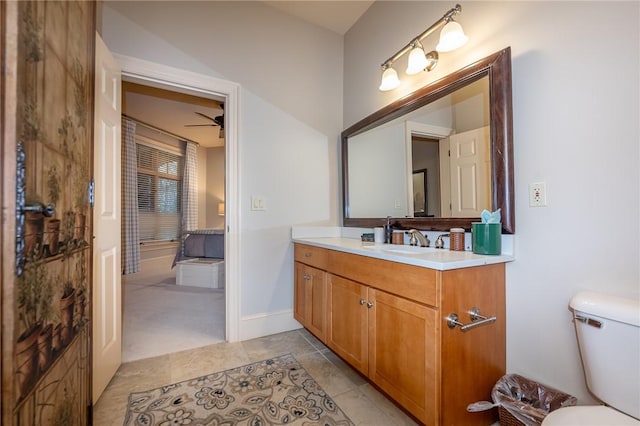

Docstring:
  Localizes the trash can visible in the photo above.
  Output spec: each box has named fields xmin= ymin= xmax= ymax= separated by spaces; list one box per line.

xmin=492 ymin=374 xmax=577 ymax=426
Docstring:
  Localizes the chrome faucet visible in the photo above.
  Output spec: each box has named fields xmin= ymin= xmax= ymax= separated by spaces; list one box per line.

xmin=435 ymin=234 xmax=449 ymax=249
xmin=407 ymin=229 xmax=430 ymax=247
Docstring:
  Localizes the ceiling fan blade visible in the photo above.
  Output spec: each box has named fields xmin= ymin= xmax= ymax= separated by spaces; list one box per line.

xmin=185 ymin=123 xmax=218 ymax=127
xmin=194 ymin=111 xmax=217 ymax=122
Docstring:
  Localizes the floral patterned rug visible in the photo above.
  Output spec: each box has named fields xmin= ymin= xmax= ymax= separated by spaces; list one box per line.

xmin=124 ymin=353 xmax=354 ymax=425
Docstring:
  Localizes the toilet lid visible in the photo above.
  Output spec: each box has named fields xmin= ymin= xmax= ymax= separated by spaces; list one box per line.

xmin=542 ymin=406 xmax=640 ymax=426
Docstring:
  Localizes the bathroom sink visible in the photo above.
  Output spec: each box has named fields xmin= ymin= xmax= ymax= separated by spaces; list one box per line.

xmin=384 ymin=246 xmax=436 ymax=254
xmin=362 ymin=245 xmax=435 ymax=255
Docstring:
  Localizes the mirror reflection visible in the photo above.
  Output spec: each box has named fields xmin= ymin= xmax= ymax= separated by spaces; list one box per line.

xmin=341 ymin=48 xmax=514 ymax=234
xmin=347 ymin=77 xmax=489 ymax=219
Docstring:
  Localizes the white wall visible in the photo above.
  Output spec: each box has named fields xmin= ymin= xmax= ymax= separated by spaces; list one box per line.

xmin=345 ymin=1 xmax=639 ymax=404
xmin=101 ymin=2 xmax=343 ymax=325
xmin=348 ymin=122 xmax=408 ymax=217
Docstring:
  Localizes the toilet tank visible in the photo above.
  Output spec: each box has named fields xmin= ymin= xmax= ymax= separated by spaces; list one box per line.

xmin=570 ymin=291 xmax=640 ymax=420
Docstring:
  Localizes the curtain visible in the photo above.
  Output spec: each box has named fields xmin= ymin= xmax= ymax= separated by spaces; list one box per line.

xmin=122 ymin=118 xmax=140 ymax=274
xmin=182 ymin=141 xmax=198 ymax=232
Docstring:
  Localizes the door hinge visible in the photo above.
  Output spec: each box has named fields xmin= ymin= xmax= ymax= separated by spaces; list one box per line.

xmin=88 ymin=179 xmax=95 ymax=208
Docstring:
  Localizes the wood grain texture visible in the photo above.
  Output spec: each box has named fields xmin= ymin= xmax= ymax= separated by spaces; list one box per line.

xmin=294 ymin=263 xmax=327 ymax=341
xmin=294 ymin=243 xmax=328 ymax=270
xmin=293 ymin=244 xmax=506 ymax=425
xmin=369 ymin=288 xmax=439 ymax=425
xmin=440 ymin=263 xmax=506 ymax=426
xmin=1 ymin=3 xmax=20 ymax=423
xmin=327 ymin=275 xmax=368 ymax=375
xmin=328 ymin=249 xmax=438 ymax=307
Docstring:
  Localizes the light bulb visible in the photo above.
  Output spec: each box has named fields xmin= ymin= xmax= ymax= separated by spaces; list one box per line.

xmin=436 ymin=21 xmax=468 ymax=52
xmin=379 ymin=67 xmax=400 ymax=91
xmin=406 ymin=46 xmax=429 ymax=75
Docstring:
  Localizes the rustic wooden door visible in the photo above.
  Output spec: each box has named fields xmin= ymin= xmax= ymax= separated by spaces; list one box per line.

xmin=1 ymin=1 xmax=95 ymax=424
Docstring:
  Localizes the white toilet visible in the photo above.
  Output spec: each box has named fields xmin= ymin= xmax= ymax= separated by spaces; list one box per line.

xmin=542 ymin=291 xmax=640 ymax=425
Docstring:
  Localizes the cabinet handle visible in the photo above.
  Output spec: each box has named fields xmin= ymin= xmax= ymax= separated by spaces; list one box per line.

xmin=367 ymin=302 xmax=374 ymax=308
xmin=303 ymin=274 xmax=311 ymax=280
xmin=304 ymin=252 xmax=312 ymax=257
xmin=446 ymin=307 xmax=496 ymax=332
xmin=359 ymin=299 xmax=366 ymax=305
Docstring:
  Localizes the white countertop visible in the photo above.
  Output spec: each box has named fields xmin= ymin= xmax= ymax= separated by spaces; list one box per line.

xmin=293 ymin=237 xmax=514 ymax=271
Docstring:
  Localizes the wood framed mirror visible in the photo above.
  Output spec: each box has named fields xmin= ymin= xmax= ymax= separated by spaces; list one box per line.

xmin=341 ymin=47 xmax=514 ymax=233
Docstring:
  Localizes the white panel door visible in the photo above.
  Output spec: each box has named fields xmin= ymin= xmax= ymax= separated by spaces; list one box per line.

xmin=92 ymin=33 xmax=122 ymax=403
xmin=449 ymin=127 xmax=490 ymax=218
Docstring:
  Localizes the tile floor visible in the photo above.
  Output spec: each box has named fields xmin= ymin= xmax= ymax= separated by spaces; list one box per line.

xmin=93 ymin=329 xmax=419 ymax=425
xmin=122 ymin=269 xmax=225 ymax=362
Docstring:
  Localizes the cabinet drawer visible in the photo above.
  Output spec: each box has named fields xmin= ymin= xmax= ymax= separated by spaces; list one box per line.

xmin=328 ymin=250 xmax=438 ymax=307
xmin=294 ymin=244 xmax=328 ymax=270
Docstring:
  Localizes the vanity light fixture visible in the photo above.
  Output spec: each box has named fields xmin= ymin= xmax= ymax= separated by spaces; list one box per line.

xmin=379 ymin=4 xmax=468 ymax=91
xmin=378 ymin=64 xmax=400 ymax=91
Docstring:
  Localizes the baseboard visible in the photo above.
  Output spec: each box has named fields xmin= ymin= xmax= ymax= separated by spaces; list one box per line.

xmin=239 ymin=309 xmax=302 ymax=341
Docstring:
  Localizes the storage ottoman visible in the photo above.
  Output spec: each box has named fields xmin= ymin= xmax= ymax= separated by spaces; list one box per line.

xmin=176 ymin=258 xmax=224 ymax=289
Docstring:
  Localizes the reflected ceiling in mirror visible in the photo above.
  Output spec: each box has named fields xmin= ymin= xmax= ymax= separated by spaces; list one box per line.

xmin=342 ymin=48 xmax=514 ymax=233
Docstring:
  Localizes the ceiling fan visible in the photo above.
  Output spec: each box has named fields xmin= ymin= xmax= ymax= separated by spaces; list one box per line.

xmin=185 ymin=105 xmax=225 ymax=138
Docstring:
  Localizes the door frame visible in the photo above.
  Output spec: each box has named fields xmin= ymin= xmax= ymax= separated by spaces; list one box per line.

xmin=404 ymin=121 xmax=452 ymax=218
xmin=114 ymin=54 xmax=241 ymax=342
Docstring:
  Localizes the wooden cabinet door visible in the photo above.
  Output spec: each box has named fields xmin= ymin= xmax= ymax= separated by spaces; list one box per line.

xmin=327 ymin=274 xmax=368 ymax=375
xmin=294 ymin=262 xmax=309 ymax=325
xmin=369 ymin=289 xmax=439 ymax=425
xmin=306 ymin=264 xmax=327 ymax=340
xmin=440 ymin=264 xmax=506 ymax=426
xmin=294 ymin=262 xmax=327 ymax=340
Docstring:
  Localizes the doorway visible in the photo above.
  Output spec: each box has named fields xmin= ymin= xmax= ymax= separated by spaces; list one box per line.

xmin=116 ymin=54 xmax=241 ymax=349
xmin=121 ymin=81 xmax=227 ymax=361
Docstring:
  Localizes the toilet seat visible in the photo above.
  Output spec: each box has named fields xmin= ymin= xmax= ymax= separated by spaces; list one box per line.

xmin=542 ymin=405 xmax=640 ymax=425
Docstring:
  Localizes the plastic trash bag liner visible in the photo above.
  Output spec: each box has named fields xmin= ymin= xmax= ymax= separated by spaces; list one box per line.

xmin=467 ymin=374 xmax=577 ymax=426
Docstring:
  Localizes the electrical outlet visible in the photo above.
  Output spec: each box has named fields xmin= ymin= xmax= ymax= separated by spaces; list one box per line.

xmin=529 ymin=182 xmax=547 ymax=207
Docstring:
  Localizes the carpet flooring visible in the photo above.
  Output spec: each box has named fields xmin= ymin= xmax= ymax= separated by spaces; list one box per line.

xmin=123 ymin=269 xmax=224 ymax=362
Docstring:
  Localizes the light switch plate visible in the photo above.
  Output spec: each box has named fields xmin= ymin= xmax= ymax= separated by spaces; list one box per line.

xmin=251 ymin=196 xmax=266 ymax=211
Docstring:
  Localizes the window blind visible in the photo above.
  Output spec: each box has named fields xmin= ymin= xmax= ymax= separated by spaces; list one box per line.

xmin=136 ymin=143 xmax=183 ymax=241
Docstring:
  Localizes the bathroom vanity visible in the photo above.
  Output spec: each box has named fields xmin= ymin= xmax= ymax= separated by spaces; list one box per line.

xmin=293 ymin=238 xmax=510 ymax=425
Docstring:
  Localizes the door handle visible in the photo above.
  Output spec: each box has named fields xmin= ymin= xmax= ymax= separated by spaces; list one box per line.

xmin=22 ymin=202 xmax=55 ymax=217
xmin=15 ymin=142 xmax=56 ymax=276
